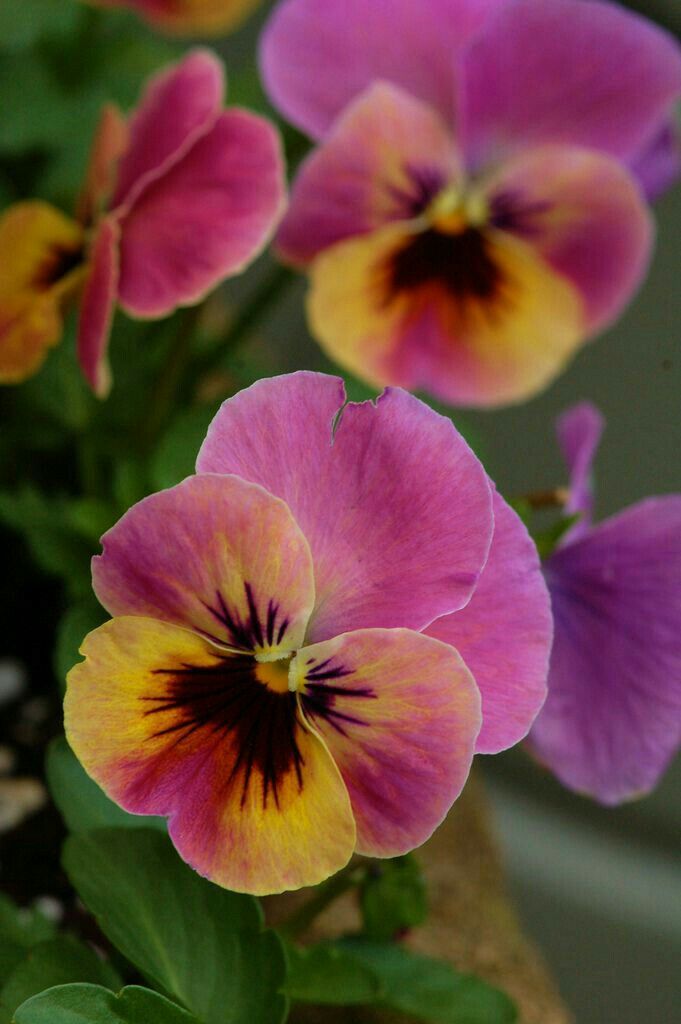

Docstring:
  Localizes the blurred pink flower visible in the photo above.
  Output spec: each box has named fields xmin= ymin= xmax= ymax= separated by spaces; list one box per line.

xmin=86 ymin=0 xmax=262 ymax=37
xmin=261 ymin=0 xmax=681 ymax=407
xmin=0 ymin=50 xmax=285 ymax=394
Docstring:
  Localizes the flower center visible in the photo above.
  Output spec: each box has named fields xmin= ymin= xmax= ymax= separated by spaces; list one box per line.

xmin=254 ymin=656 xmax=294 ymax=694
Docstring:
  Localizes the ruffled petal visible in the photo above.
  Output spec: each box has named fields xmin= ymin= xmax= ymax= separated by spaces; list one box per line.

xmin=629 ymin=120 xmax=681 ymax=202
xmin=459 ymin=0 xmax=681 ymax=171
xmin=556 ymin=401 xmax=605 ymax=529
xmin=0 ymin=202 xmax=85 ymax=384
xmin=76 ymin=217 xmax=120 ymax=398
xmin=305 ymin=222 xmax=584 ymax=408
xmin=260 ymin=0 xmax=506 ymax=139
xmin=531 ymin=497 xmax=681 ymax=804
xmin=117 ymin=110 xmax=284 ymax=318
xmin=65 ymin=617 xmax=355 ymax=894
xmin=112 ymin=49 xmax=224 ymax=211
xmin=278 ymin=81 xmax=461 ymax=266
xmin=92 ymin=473 xmax=315 ymax=656
xmin=291 ymin=627 xmax=481 ymax=856
xmin=197 ymin=372 xmax=493 ymax=642
xmin=486 ymin=145 xmax=653 ymax=333
xmin=427 ymin=490 xmax=551 ymax=753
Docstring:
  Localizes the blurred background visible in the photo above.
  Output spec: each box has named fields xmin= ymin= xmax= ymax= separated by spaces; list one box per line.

xmin=0 ymin=2 xmax=678 ymax=1022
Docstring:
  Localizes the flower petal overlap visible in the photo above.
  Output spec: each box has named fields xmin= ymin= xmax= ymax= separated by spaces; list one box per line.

xmin=67 ymin=372 xmax=552 ymax=893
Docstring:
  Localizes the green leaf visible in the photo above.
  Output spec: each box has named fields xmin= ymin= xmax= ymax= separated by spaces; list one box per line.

xmin=14 ymin=984 xmax=201 ymax=1024
xmin=0 ymin=487 xmax=93 ymax=597
xmin=0 ymin=897 xmax=54 ymax=951
xmin=336 ymin=940 xmax=517 ymax=1024
xmin=533 ymin=514 xmax=581 ymax=560
xmin=151 ymin=403 xmax=220 ymax=492
xmin=53 ymin=604 xmax=107 ymax=695
xmin=360 ymin=856 xmax=427 ymax=942
xmin=63 ymin=830 xmax=288 ymax=1024
xmin=284 ymin=943 xmax=381 ymax=1006
xmin=0 ymin=0 xmax=80 ymax=52
xmin=0 ymin=937 xmax=121 ymax=1019
xmin=46 ymin=738 xmax=166 ymax=835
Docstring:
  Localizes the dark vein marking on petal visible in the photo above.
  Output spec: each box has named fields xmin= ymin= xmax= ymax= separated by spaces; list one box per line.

xmin=142 ymin=652 xmax=304 ymax=809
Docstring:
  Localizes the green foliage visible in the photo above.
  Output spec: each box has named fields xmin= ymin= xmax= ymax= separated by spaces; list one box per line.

xmin=14 ymin=985 xmax=201 ymax=1024
xmin=46 ymin=738 xmax=166 ymax=835
xmin=0 ymin=486 xmax=108 ymax=598
xmin=53 ymin=602 xmax=108 ymax=695
xmin=0 ymin=0 xmax=80 ymax=53
xmin=284 ymin=943 xmax=381 ymax=1005
xmin=63 ymin=829 xmax=289 ymax=1024
xmin=334 ymin=939 xmax=517 ymax=1024
xmin=360 ymin=855 xmax=428 ymax=941
xmin=0 ymin=937 xmax=121 ymax=1021
xmin=0 ymin=897 xmax=55 ymax=951
xmin=151 ymin=402 xmax=221 ymax=492
xmin=533 ymin=514 xmax=581 ymax=560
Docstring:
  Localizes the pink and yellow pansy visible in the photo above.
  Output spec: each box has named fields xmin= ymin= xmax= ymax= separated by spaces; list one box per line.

xmin=85 ymin=0 xmax=262 ymax=37
xmin=261 ymin=0 xmax=681 ymax=407
xmin=0 ymin=50 xmax=284 ymax=395
xmin=65 ymin=372 xmax=552 ymax=894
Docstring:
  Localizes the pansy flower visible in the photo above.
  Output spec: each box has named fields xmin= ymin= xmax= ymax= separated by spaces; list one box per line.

xmin=87 ymin=0 xmax=262 ymax=36
xmin=0 ymin=50 xmax=284 ymax=395
xmin=261 ymin=0 xmax=681 ymax=407
xmin=65 ymin=372 xmax=552 ymax=894
xmin=529 ymin=402 xmax=681 ymax=804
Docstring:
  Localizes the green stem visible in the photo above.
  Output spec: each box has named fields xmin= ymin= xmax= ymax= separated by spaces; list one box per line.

xmin=140 ymin=305 xmax=201 ymax=449
xmin=278 ymin=862 xmax=368 ymax=941
xmin=192 ymin=263 xmax=295 ymax=381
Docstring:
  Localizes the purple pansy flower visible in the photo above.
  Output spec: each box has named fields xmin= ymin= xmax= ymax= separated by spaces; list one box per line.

xmin=260 ymin=0 xmax=681 ymax=407
xmin=529 ymin=402 xmax=681 ymax=804
xmin=66 ymin=372 xmax=552 ymax=894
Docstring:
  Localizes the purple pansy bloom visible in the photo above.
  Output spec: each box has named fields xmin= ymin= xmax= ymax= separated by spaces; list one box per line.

xmin=529 ymin=402 xmax=681 ymax=804
xmin=66 ymin=372 xmax=552 ymax=894
xmin=260 ymin=0 xmax=681 ymax=407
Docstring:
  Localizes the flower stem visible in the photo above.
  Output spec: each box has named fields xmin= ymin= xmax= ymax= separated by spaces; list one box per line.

xmin=192 ymin=263 xmax=296 ymax=381
xmin=278 ymin=862 xmax=368 ymax=941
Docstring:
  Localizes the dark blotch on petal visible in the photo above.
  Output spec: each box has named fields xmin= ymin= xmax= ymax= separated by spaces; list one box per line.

xmin=143 ymin=653 xmax=304 ymax=810
xmin=388 ymin=226 xmax=502 ymax=303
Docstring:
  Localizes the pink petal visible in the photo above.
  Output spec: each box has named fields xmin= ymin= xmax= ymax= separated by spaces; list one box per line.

xmin=92 ymin=473 xmax=316 ymax=656
xmin=117 ymin=110 xmax=285 ymax=318
xmin=76 ymin=217 xmax=120 ymax=399
xmin=77 ymin=104 xmax=129 ymax=227
xmin=487 ymin=145 xmax=654 ymax=333
xmin=531 ymin=497 xmax=681 ymax=804
xmin=197 ymin=372 xmax=493 ymax=643
xmin=459 ymin=0 xmax=681 ymax=171
xmin=278 ymin=81 xmax=461 ymax=266
xmin=112 ymin=49 xmax=224 ymax=211
xmin=556 ymin=401 xmax=605 ymax=528
xmin=292 ymin=627 xmax=481 ymax=856
xmin=260 ymin=0 xmax=507 ymax=140
xmin=427 ymin=490 xmax=552 ymax=754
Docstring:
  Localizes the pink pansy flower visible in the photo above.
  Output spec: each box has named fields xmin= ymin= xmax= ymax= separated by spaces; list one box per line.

xmin=261 ymin=0 xmax=681 ymax=408
xmin=65 ymin=372 xmax=552 ymax=894
xmin=86 ymin=0 xmax=262 ymax=37
xmin=0 ymin=50 xmax=285 ymax=395
xmin=529 ymin=403 xmax=681 ymax=804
